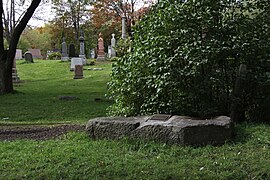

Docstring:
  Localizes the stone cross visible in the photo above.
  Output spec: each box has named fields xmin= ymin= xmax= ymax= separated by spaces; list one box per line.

xmin=111 ymin=33 xmax=116 ymax=57
xmin=61 ymin=37 xmax=69 ymax=61
xmin=97 ymin=33 xmax=105 ymax=61
xmin=122 ymin=15 xmax=126 ymax=39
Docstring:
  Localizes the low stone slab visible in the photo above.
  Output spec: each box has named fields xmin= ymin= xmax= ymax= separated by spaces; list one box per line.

xmin=86 ymin=115 xmax=233 ymax=146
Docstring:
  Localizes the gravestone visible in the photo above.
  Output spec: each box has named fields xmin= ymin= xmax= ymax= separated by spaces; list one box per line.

xmin=61 ymin=37 xmax=69 ymax=61
xmin=79 ymin=34 xmax=86 ymax=65
xmin=111 ymin=33 xmax=116 ymax=57
xmin=230 ymin=64 xmax=247 ymax=123
xmin=122 ymin=15 xmax=126 ymax=39
xmin=74 ymin=65 xmax=83 ymax=79
xmin=28 ymin=49 xmax=43 ymax=59
xmin=24 ymin=52 xmax=33 ymax=63
xmin=12 ymin=58 xmax=20 ymax=83
xmin=15 ymin=49 xmax=23 ymax=59
xmin=86 ymin=115 xmax=233 ymax=146
xmin=91 ymin=49 xmax=95 ymax=59
xmin=108 ymin=45 xmax=112 ymax=58
xmin=69 ymin=44 xmax=76 ymax=58
xmin=70 ymin=58 xmax=83 ymax=71
xmin=97 ymin=33 xmax=105 ymax=61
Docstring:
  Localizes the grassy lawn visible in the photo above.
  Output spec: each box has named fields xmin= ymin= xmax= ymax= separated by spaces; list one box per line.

xmin=0 ymin=60 xmax=269 ymax=179
xmin=0 ymin=59 xmax=112 ymax=124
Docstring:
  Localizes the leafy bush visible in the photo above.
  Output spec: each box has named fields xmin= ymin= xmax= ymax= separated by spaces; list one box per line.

xmin=48 ymin=52 xmax=62 ymax=60
xmin=108 ymin=0 xmax=270 ymax=121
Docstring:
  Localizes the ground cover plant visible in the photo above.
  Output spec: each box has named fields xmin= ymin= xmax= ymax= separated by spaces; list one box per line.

xmin=0 ymin=60 xmax=112 ymax=124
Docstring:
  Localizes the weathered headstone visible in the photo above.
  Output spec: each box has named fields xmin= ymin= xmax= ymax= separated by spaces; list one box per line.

xmin=70 ymin=58 xmax=83 ymax=71
xmin=111 ymin=33 xmax=116 ymax=57
xmin=86 ymin=115 xmax=233 ymax=146
xmin=24 ymin=52 xmax=33 ymax=63
xmin=12 ymin=58 xmax=20 ymax=83
xmin=79 ymin=34 xmax=86 ymax=65
xmin=230 ymin=64 xmax=247 ymax=123
xmin=74 ymin=65 xmax=83 ymax=79
xmin=28 ymin=49 xmax=43 ymax=59
xmin=108 ymin=45 xmax=112 ymax=58
xmin=15 ymin=49 xmax=23 ymax=59
xmin=61 ymin=37 xmax=69 ymax=61
xmin=69 ymin=44 xmax=76 ymax=58
xmin=97 ymin=33 xmax=105 ymax=61
xmin=122 ymin=15 xmax=126 ymax=39
xmin=91 ymin=49 xmax=95 ymax=59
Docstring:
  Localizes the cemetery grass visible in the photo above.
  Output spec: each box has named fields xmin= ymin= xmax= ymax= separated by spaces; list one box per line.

xmin=0 ymin=123 xmax=269 ymax=179
xmin=0 ymin=60 xmax=113 ymax=124
xmin=0 ymin=60 xmax=269 ymax=179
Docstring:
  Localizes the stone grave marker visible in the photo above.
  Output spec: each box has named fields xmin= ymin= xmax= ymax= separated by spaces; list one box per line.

xmin=15 ymin=49 xmax=23 ymax=59
xmin=91 ymin=49 xmax=95 ymax=59
xmin=70 ymin=58 xmax=83 ymax=71
xmin=74 ymin=65 xmax=83 ymax=79
xmin=28 ymin=49 xmax=43 ymax=59
xmin=108 ymin=45 xmax=112 ymax=58
xmin=69 ymin=44 xmax=76 ymax=58
xmin=12 ymin=58 xmax=20 ymax=83
xmin=97 ymin=33 xmax=105 ymax=61
xmin=122 ymin=15 xmax=126 ymax=39
xmin=79 ymin=34 xmax=86 ymax=65
xmin=24 ymin=52 xmax=33 ymax=63
xmin=111 ymin=33 xmax=116 ymax=58
xmin=61 ymin=37 xmax=69 ymax=61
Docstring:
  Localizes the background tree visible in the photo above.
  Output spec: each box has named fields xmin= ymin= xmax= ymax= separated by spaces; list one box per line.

xmin=0 ymin=0 xmax=42 ymax=94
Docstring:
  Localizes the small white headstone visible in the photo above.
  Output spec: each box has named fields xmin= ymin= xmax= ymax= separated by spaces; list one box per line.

xmin=70 ymin=58 xmax=83 ymax=71
xmin=15 ymin=49 xmax=23 ymax=59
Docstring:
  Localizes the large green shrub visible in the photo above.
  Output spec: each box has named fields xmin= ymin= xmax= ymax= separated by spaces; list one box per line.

xmin=108 ymin=0 xmax=270 ymax=121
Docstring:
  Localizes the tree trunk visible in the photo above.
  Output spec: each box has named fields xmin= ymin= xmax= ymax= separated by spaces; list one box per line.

xmin=0 ymin=0 xmax=42 ymax=95
xmin=0 ymin=50 xmax=13 ymax=94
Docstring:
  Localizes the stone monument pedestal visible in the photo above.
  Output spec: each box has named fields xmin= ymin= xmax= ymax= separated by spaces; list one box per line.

xmin=97 ymin=33 xmax=105 ymax=61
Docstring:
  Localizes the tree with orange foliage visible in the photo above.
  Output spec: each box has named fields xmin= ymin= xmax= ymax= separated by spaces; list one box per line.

xmin=91 ymin=0 xmax=156 ymax=38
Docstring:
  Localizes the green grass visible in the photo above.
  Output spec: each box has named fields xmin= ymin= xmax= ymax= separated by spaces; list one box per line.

xmin=0 ymin=60 xmax=269 ymax=179
xmin=0 ymin=60 xmax=112 ymax=124
xmin=0 ymin=123 xmax=269 ymax=179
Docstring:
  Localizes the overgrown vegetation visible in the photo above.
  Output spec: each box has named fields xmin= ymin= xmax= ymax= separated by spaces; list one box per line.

xmin=108 ymin=0 xmax=270 ymax=121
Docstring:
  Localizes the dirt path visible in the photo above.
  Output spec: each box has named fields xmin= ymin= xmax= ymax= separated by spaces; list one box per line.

xmin=0 ymin=124 xmax=85 ymax=141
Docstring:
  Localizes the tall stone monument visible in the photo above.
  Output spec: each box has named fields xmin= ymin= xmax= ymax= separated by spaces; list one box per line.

xmin=61 ymin=37 xmax=69 ymax=61
xmin=79 ymin=32 xmax=86 ymax=65
xmin=97 ymin=33 xmax=105 ymax=61
xmin=122 ymin=15 xmax=126 ymax=39
xmin=111 ymin=33 xmax=116 ymax=58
